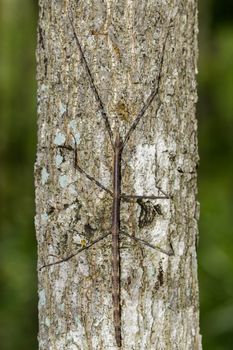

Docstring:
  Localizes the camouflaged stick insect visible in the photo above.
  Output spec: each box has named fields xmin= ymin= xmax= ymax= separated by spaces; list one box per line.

xmin=40 ymin=13 xmax=174 ymax=348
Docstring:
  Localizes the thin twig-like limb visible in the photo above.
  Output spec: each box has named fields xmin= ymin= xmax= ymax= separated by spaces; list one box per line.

xmin=121 ymin=194 xmax=169 ymax=200
xmin=75 ymin=162 xmax=113 ymax=196
xmin=68 ymin=14 xmax=114 ymax=148
xmin=122 ymin=20 xmax=171 ymax=150
xmin=154 ymin=185 xmax=170 ymax=198
xmin=56 ymin=141 xmax=113 ymax=196
xmin=122 ymin=99 xmax=161 ymax=150
xmin=39 ymin=232 xmax=111 ymax=271
xmin=121 ymin=232 xmax=174 ymax=256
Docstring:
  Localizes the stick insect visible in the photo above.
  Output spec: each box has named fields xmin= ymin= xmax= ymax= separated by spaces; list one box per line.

xmin=40 ymin=13 xmax=174 ymax=348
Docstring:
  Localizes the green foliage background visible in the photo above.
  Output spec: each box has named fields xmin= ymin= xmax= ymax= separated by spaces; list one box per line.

xmin=0 ymin=1 xmax=232 ymax=349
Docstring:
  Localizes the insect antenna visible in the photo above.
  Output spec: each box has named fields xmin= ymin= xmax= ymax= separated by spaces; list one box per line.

xmin=122 ymin=19 xmax=171 ymax=150
xmin=68 ymin=13 xmax=114 ymax=148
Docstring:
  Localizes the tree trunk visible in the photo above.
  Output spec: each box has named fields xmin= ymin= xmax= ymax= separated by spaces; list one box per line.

xmin=35 ymin=1 xmax=201 ymax=349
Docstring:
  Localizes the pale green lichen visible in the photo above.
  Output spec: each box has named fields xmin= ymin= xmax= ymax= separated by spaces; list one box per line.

xmin=41 ymin=167 xmax=49 ymax=185
xmin=68 ymin=120 xmax=81 ymax=144
xmin=58 ymin=303 xmax=65 ymax=312
xmin=55 ymin=154 xmax=63 ymax=167
xmin=59 ymin=101 xmax=67 ymax=116
xmin=45 ymin=317 xmax=50 ymax=327
xmin=41 ymin=213 xmax=49 ymax=223
xmin=59 ymin=175 xmax=69 ymax=188
xmin=38 ymin=289 xmax=46 ymax=307
xmin=54 ymin=131 xmax=66 ymax=146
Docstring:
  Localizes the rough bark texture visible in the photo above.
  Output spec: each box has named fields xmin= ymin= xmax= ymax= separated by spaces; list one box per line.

xmin=35 ymin=0 xmax=201 ymax=349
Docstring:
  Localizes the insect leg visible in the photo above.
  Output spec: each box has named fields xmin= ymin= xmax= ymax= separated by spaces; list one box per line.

xmin=121 ymin=232 xmax=174 ymax=256
xmin=39 ymin=231 xmax=111 ymax=270
xmin=57 ymin=144 xmax=113 ymax=196
xmin=121 ymin=184 xmax=170 ymax=201
xmin=121 ymin=194 xmax=169 ymax=201
xmin=75 ymin=163 xmax=113 ymax=196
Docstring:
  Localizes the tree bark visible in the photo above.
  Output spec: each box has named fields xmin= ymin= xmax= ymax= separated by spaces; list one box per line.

xmin=35 ymin=0 xmax=201 ymax=349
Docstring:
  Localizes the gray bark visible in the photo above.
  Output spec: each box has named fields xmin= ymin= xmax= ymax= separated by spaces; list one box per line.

xmin=35 ymin=0 xmax=201 ymax=349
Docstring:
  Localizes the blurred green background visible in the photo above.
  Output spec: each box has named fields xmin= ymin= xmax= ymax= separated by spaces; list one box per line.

xmin=0 ymin=1 xmax=232 ymax=349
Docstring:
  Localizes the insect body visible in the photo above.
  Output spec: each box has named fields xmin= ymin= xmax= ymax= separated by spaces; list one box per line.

xmin=111 ymin=132 xmax=122 ymax=347
xmin=40 ymin=13 xmax=174 ymax=348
